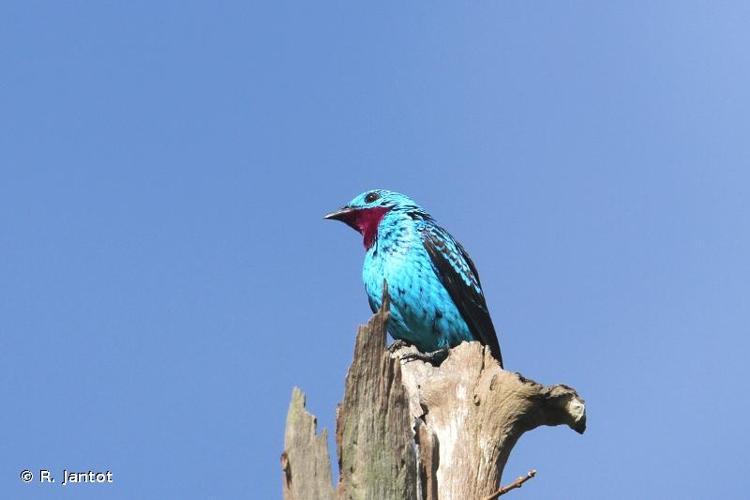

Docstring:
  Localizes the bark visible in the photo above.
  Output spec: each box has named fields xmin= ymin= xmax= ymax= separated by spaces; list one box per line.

xmin=281 ymin=288 xmax=586 ymax=499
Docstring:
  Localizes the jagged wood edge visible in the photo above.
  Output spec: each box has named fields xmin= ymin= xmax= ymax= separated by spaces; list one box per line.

xmin=281 ymin=387 xmax=335 ymax=500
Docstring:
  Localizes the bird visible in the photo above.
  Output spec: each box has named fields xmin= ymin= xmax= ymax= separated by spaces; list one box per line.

xmin=325 ymin=189 xmax=503 ymax=367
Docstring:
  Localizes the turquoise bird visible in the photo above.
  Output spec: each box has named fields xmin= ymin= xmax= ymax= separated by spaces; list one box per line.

xmin=325 ymin=189 xmax=503 ymax=366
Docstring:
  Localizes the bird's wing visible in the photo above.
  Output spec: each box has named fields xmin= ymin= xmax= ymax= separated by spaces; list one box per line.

xmin=367 ymin=294 xmax=379 ymax=314
xmin=421 ymin=224 xmax=503 ymax=366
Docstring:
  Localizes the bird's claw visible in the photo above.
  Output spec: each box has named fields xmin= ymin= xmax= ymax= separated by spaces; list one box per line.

xmin=400 ymin=348 xmax=449 ymax=366
xmin=387 ymin=339 xmax=410 ymax=353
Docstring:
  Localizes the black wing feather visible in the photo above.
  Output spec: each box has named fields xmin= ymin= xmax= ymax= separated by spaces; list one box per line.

xmin=421 ymin=226 xmax=503 ymax=367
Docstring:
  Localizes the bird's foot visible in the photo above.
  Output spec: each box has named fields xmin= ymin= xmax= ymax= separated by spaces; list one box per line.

xmin=400 ymin=347 xmax=449 ymax=366
xmin=387 ymin=339 xmax=411 ymax=354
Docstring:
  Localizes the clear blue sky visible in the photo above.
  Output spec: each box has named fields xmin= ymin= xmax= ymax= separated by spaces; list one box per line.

xmin=2 ymin=2 xmax=748 ymax=498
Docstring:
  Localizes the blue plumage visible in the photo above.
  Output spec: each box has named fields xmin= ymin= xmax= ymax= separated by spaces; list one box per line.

xmin=325 ymin=189 xmax=503 ymax=366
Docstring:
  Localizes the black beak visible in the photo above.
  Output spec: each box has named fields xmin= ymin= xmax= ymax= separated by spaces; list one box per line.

xmin=324 ymin=206 xmax=360 ymax=231
xmin=324 ymin=206 xmax=356 ymax=222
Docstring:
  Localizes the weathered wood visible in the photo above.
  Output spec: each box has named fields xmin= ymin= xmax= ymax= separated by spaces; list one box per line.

xmin=282 ymin=387 xmax=335 ymax=500
xmin=282 ymin=289 xmax=586 ymax=499
xmin=335 ymin=287 xmax=418 ymax=500
xmin=396 ymin=342 xmax=585 ymax=498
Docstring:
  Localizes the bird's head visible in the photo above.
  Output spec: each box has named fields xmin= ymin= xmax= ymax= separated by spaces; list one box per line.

xmin=325 ymin=189 xmax=418 ymax=249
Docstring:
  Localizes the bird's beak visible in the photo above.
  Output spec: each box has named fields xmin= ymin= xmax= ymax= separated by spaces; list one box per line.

xmin=324 ymin=206 xmax=361 ymax=231
xmin=324 ymin=206 xmax=356 ymax=222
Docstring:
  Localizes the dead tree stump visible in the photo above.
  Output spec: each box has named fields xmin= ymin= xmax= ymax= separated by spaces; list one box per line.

xmin=282 ymin=292 xmax=586 ymax=500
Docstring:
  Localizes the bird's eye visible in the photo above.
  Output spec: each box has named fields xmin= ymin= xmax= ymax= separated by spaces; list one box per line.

xmin=365 ymin=192 xmax=380 ymax=203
